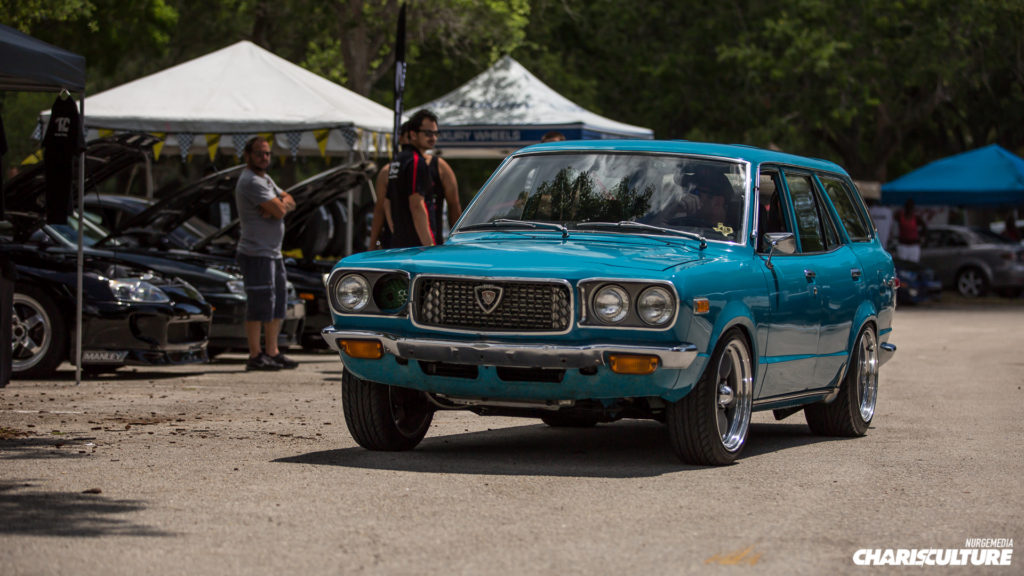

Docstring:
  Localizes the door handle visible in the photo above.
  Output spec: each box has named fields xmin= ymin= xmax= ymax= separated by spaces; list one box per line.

xmin=804 ymin=269 xmax=816 ymax=281
xmin=851 ymin=268 xmax=862 ymax=280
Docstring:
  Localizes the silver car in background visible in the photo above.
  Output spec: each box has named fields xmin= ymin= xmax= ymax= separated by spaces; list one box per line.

xmin=919 ymin=225 xmax=1024 ymax=297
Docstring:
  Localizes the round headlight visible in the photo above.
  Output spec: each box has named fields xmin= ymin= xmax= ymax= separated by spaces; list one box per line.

xmin=637 ymin=286 xmax=675 ymax=326
xmin=336 ymin=274 xmax=371 ymax=312
xmin=594 ymin=284 xmax=630 ymax=323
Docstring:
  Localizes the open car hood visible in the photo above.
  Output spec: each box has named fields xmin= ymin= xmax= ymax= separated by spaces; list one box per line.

xmin=3 ymin=133 xmax=159 ymax=221
xmin=96 ymin=164 xmax=244 ymax=246
xmin=192 ymin=161 xmax=375 ymax=252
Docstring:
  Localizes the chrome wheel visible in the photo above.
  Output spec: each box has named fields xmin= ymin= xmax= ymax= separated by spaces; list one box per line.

xmin=853 ymin=329 xmax=879 ymax=423
xmin=713 ymin=337 xmax=754 ymax=452
xmin=11 ymin=293 xmax=54 ymax=373
xmin=957 ymin=268 xmax=986 ymax=298
xmin=804 ymin=325 xmax=878 ymax=437
xmin=388 ymin=385 xmax=434 ymax=438
xmin=667 ymin=329 xmax=754 ymax=465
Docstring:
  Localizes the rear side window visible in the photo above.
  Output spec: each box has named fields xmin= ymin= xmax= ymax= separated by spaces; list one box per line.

xmin=785 ymin=173 xmax=829 ymax=253
xmin=819 ymin=175 xmax=872 ymax=242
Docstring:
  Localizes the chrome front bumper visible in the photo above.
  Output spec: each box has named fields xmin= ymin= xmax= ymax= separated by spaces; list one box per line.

xmin=322 ymin=327 xmax=698 ymax=370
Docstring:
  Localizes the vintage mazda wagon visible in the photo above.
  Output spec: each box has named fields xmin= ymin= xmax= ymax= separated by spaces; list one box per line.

xmin=322 ymin=140 xmax=897 ymax=465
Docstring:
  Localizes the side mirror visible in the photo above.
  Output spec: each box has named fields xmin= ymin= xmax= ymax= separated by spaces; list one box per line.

xmin=763 ymin=232 xmax=796 ymax=270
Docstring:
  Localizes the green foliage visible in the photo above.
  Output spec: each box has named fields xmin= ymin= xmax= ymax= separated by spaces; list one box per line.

xmin=3 ymin=0 xmax=1023 ymax=187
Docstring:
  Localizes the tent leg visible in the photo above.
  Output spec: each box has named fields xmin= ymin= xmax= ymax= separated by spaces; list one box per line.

xmin=75 ymin=97 xmax=84 ymax=385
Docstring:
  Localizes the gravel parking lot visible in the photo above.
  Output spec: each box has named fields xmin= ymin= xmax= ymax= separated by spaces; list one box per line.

xmin=2 ymin=300 xmax=1022 ymax=575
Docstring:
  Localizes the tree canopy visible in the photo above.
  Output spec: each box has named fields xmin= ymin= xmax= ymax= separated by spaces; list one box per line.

xmin=2 ymin=0 xmax=1022 ymax=183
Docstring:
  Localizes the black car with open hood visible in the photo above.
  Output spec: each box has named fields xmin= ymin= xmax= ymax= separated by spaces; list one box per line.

xmin=85 ymin=160 xmax=375 ymax=349
xmin=4 ymin=134 xmax=303 ymax=356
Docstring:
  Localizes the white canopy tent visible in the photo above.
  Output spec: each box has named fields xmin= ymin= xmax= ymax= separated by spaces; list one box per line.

xmin=410 ymin=56 xmax=653 ymax=159
xmin=39 ymin=41 xmax=396 ymax=159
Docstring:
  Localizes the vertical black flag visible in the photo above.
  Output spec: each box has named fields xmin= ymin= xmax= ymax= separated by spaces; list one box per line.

xmin=392 ymin=2 xmax=407 ymax=157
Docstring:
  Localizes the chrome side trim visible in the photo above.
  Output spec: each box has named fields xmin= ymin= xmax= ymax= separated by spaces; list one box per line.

xmin=752 ymin=388 xmax=834 ymax=409
xmin=877 ymin=342 xmax=896 ymax=366
xmin=322 ymin=327 xmax=698 ymax=370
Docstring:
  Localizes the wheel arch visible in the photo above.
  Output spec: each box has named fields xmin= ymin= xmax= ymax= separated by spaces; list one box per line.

xmin=847 ymin=300 xmax=879 ymax=352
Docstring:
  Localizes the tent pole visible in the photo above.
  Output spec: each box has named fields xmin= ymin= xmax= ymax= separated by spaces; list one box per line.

xmin=75 ymin=94 xmax=85 ymax=385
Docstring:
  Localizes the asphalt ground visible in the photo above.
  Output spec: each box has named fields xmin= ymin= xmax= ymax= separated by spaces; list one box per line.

xmin=1 ymin=297 xmax=1021 ymax=575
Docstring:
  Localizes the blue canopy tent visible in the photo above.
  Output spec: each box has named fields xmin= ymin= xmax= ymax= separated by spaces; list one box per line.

xmin=881 ymin=144 xmax=1024 ymax=206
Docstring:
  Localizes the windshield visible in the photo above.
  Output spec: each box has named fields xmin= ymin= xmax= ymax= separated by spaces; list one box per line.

xmin=456 ymin=152 xmax=749 ymax=243
xmin=51 ymin=215 xmax=123 ymax=247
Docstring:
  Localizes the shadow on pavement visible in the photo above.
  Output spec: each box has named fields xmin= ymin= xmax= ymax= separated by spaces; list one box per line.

xmin=276 ymin=420 xmax=835 ymax=477
xmin=25 ymin=368 xmax=209 ymax=382
xmin=0 ymin=481 xmax=172 ymax=537
xmin=0 ymin=435 xmax=97 ymax=461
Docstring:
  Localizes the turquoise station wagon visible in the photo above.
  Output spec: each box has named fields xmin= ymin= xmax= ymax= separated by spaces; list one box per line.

xmin=323 ymin=140 xmax=897 ymax=465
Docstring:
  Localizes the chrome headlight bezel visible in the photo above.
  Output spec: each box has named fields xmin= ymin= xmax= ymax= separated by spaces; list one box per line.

xmin=637 ymin=285 xmax=675 ymax=326
xmin=593 ymin=284 xmax=630 ymax=324
xmin=108 ymin=279 xmax=170 ymax=303
xmin=579 ymin=278 xmax=678 ymax=330
xmin=336 ymin=274 xmax=371 ymax=313
xmin=326 ymin=268 xmax=411 ymax=316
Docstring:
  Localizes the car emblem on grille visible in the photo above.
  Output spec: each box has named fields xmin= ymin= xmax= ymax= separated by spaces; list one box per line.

xmin=474 ymin=284 xmax=503 ymax=314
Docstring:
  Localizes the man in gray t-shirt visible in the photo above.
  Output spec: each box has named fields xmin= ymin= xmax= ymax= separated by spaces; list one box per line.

xmin=235 ymin=136 xmax=298 ymax=371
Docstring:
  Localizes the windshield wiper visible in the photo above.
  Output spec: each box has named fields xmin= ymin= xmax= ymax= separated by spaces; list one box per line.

xmin=458 ymin=219 xmax=569 ymax=239
xmin=577 ymin=221 xmax=707 ymax=249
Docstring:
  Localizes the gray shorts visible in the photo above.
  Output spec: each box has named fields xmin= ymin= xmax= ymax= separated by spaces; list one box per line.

xmin=237 ymin=254 xmax=287 ymax=322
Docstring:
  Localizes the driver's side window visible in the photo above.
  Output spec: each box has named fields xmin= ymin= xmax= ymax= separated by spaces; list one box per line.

xmin=757 ymin=171 xmax=791 ymax=253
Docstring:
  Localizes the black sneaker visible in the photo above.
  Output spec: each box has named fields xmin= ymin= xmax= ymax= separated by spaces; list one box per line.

xmin=246 ymin=353 xmax=282 ymax=371
xmin=270 ymin=353 xmax=299 ymax=369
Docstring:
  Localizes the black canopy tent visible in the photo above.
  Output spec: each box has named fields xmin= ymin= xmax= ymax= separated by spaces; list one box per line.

xmin=0 ymin=23 xmax=86 ymax=386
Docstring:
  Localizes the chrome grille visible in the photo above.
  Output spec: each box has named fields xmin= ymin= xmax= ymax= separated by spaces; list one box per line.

xmin=415 ymin=278 xmax=571 ymax=332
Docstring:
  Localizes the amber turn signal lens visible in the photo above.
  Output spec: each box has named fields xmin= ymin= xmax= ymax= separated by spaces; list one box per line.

xmin=693 ymin=298 xmax=710 ymax=315
xmin=298 ymin=292 xmax=316 ymax=301
xmin=340 ymin=340 xmax=383 ymax=359
xmin=609 ymin=354 xmax=659 ymax=375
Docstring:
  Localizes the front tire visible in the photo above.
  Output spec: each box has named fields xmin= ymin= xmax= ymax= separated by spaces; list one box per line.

xmin=341 ymin=369 xmax=433 ymax=451
xmin=11 ymin=290 xmax=67 ymax=379
xmin=804 ymin=326 xmax=878 ymax=436
xmin=667 ymin=330 xmax=754 ymax=465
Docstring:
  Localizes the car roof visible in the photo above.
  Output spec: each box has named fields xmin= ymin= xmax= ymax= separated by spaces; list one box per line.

xmin=515 ymin=139 xmax=848 ymax=175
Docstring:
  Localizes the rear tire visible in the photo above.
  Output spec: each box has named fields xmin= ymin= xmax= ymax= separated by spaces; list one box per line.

xmin=804 ymin=326 xmax=877 ymax=436
xmin=666 ymin=329 xmax=753 ymax=465
xmin=341 ymin=369 xmax=433 ymax=451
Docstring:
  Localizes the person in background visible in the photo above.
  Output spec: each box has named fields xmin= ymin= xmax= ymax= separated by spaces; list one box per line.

xmin=541 ymin=130 xmax=566 ymax=143
xmin=388 ymin=109 xmax=439 ymax=248
xmin=894 ymin=198 xmax=925 ymax=262
xmin=1002 ymin=214 xmax=1021 ymax=242
xmin=425 ymin=149 xmax=461 ymax=244
xmin=235 ymin=136 xmax=298 ymax=371
xmin=368 ymin=122 xmax=411 ymax=250
xmin=867 ymin=198 xmax=894 ymax=251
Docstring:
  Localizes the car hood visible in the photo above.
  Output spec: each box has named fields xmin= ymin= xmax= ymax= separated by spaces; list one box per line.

xmin=3 ymin=134 xmax=158 ymax=217
xmin=98 ymin=165 xmax=244 ymax=244
xmin=339 ymin=232 xmax=707 ymax=277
